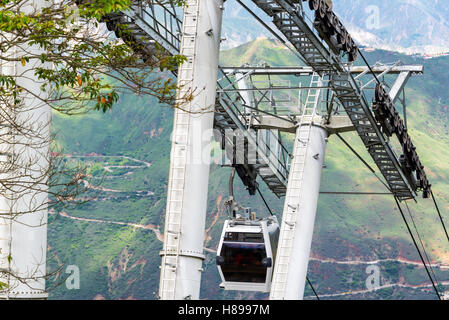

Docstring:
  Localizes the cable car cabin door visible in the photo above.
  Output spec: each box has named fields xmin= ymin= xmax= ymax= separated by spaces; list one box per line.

xmin=216 ymin=220 xmax=275 ymax=292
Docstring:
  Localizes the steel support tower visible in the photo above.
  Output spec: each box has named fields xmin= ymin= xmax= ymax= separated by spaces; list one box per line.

xmin=158 ymin=0 xmax=224 ymax=300
xmin=269 ymin=74 xmax=328 ymax=300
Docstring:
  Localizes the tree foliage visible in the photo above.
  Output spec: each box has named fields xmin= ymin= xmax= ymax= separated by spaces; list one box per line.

xmin=0 ymin=0 xmax=187 ymax=115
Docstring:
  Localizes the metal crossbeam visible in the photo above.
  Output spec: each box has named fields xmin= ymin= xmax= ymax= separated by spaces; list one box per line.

xmin=389 ymin=71 xmax=412 ymax=103
xmin=220 ymin=65 xmax=424 ymax=76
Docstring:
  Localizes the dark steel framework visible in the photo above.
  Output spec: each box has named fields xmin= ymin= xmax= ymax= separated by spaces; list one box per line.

xmin=76 ymin=0 xmax=429 ymax=201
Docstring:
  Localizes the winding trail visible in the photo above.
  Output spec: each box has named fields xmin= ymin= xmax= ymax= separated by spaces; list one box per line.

xmin=309 ymin=257 xmax=449 ymax=269
xmin=305 ymin=281 xmax=449 ymax=299
xmin=81 ymin=180 xmax=122 ymax=193
xmin=52 ymin=210 xmax=163 ymax=242
xmin=52 ymin=211 xmax=449 ymax=298
xmin=68 ymin=155 xmax=152 ymax=168
xmin=52 ymin=211 xmax=219 ymax=253
xmin=71 ymin=154 xmax=155 ymax=197
xmin=55 ymin=209 xmax=449 ymax=271
xmin=205 ymin=194 xmax=223 ymax=244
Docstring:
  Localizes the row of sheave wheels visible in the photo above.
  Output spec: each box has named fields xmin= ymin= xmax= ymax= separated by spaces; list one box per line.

xmin=306 ymin=0 xmax=358 ymax=62
xmin=373 ymin=83 xmax=430 ymax=197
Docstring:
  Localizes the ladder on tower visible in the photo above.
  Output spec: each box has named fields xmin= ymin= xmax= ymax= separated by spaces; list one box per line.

xmin=158 ymin=0 xmax=200 ymax=300
xmin=270 ymin=73 xmax=322 ymax=299
xmin=216 ymin=91 xmax=289 ymax=197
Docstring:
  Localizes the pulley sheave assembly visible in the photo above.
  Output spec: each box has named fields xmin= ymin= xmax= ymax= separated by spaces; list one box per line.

xmin=305 ymin=0 xmax=358 ymax=62
xmin=373 ymin=83 xmax=431 ymax=198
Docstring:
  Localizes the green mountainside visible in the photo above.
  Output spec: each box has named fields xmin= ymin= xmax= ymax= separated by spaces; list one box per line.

xmin=222 ymin=0 xmax=449 ymax=54
xmin=47 ymin=38 xmax=449 ymax=300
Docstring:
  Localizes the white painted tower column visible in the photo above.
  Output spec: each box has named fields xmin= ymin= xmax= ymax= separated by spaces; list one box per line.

xmin=159 ymin=0 xmax=224 ymax=300
xmin=270 ymin=124 xmax=327 ymax=300
xmin=0 ymin=0 xmax=51 ymax=299
xmin=269 ymin=74 xmax=327 ymax=300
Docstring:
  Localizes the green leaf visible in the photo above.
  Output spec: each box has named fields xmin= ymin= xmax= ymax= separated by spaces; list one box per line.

xmin=0 ymin=281 xmax=8 ymax=290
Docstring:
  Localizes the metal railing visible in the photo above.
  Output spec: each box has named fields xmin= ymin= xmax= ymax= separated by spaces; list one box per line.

xmin=217 ymin=69 xmax=291 ymax=188
xmin=126 ymin=0 xmax=183 ymax=54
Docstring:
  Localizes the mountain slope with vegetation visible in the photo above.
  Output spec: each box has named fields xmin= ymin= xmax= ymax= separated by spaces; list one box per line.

xmin=47 ymin=39 xmax=449 ymax=300
xmin=222 ymin=0 xmax=449 ymax=54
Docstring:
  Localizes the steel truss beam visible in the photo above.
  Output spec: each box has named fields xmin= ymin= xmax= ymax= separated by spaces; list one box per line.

xmin=249 ymin=0 xmax=421 ymax=200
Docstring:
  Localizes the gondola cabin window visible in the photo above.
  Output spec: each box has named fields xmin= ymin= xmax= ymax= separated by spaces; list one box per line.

xmin=219 ymin=233 xmax=268 ymax=283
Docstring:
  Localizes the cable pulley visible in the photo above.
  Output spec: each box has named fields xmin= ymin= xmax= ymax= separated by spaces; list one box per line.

xmin=308 ymin=0 xmax=358 ymax=62
xmin=373 ymin=83 xmax=431 ymax=198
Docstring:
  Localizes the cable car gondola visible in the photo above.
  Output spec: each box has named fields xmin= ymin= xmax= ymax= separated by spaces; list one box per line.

xmin=216 ymin=213 xmax=279 ymax=292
